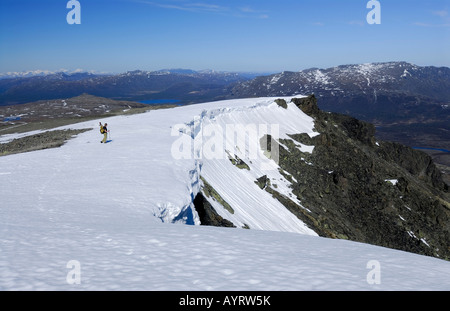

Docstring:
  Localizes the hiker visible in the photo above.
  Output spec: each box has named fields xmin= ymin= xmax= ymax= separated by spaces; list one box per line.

xmin=99 ymin=122 xmax=108 ymax=143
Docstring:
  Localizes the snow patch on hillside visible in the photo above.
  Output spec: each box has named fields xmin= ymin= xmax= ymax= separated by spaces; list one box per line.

xmin=180 ymin=99 xmax=318 ymax=233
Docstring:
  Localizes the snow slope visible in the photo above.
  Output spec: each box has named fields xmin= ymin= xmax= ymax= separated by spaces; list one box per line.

xmin=1 ymin=97 xmax=450 ymax=290
xmin=183 ymin=98 xmax=319 ymax=233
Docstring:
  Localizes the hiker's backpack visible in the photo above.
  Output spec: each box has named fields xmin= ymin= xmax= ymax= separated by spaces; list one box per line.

xmin=100 ymin=126 xmax=106 ymax=134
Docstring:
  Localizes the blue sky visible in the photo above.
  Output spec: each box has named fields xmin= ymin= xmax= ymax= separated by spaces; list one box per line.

xmin=0 ymin=0 xmax=449 ymax=73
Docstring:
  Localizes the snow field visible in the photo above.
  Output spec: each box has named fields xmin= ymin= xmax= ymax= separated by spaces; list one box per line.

xmin=1 ymin=97 xmax=450 ymax=290
xmin=2 ymin=220 xmax=450 ymax=291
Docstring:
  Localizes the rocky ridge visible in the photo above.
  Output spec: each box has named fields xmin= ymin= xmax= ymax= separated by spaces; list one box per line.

xmin=230 ymin=62 xmax=450 ymax=170
xmin=197 ymin=95 xmax=450 ymax=259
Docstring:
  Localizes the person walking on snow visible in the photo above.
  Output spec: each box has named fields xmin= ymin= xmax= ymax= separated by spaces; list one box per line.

xmin=99 ymin=122 xmax=108 ymax=143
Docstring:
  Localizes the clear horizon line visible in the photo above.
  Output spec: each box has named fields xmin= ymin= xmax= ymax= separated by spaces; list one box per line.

xmin=1 ymin=61 xmax=450 ymax=77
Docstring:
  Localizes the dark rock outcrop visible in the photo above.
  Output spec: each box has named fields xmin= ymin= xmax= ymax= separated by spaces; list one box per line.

xmin=274 ymin=95 xmax=450 ymax=259
xmin=193 ymin=95 xmax=449 ymax=259
xmin=0 ymin=129 xmax=91 ymax=156
xmin=193 ymin=192 xmax=235 ymax=228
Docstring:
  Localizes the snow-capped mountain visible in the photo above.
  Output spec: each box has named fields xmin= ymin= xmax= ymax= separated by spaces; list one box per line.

xmin=231 ymin=62 xmax=450 ymax=126
xmin=0 ymin=69 xmax=103 ymax=80
xmin=0 ymin=70 xmax=55 ymax=79
xmin=231 ymin=62 xmax=450 ymax=159
xmin=232 ymin=62 xmax=450 ymax=103
xmin=1 ymin=96 xmax=449 ymax=290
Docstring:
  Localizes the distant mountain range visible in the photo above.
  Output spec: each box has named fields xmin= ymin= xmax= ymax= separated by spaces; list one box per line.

xmin=231 ymin=62 xmax=450 ymax=119
xmin=0 ymin=68 xmax=264 ymax=80
xmin=0 ymin=69 xmax=257 ymax=106
xmin=231 ymin=62 xmax=450 ymax=161
xmin=1 ymin=62 xmax=449 ymax=163
xmin=3 ymin=62 xmax=448 ymax=112
xmin=0 ymin=69 xmax=105 ymax=80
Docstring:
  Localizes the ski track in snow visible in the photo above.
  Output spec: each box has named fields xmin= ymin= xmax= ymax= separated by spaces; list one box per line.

xmin=1 ymin=97 xmax=450 ymax=291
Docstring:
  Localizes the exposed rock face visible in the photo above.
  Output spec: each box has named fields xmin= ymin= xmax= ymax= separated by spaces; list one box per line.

xmin=276 ymin=95 xmax=450 ymax=259
xmin=193 ymin=192 xmax=235 ymax=228
xmin=0 ymin=129 xmax=91 ymax=156
xmin=197 ymin=95 xmax=450 ymax=260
